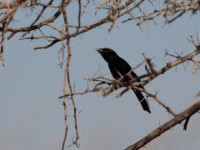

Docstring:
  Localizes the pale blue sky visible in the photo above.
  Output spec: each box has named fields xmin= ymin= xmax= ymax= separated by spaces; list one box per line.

xmin=0 ymin=2 xmax=200 ymax=150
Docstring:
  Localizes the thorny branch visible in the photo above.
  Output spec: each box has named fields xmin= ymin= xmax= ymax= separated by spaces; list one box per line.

xmin=0 ymin=0 xmax=199 ymax=50
xmin=1 ymin=0 xmax=200 ymax=149
xmin=60 ymin=44 xmax=200 ymax=99
xmin=125 ymin=101 xmax=200 ymax=150
xmin=61 ymin=0 xmax=79 ymax=149
xmin=60 ymin=41 xmax=200 ymax=130
xmin=61 ymin=0 xmax=69 ymax=149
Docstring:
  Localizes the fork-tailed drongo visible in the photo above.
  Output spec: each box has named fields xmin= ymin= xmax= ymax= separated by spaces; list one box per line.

xmin=96 ymin=48 xmax=151 ymax=113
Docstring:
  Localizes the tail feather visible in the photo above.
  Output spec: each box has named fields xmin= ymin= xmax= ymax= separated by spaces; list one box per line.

xmin=132 ymin=89 xmax=151 ymax=113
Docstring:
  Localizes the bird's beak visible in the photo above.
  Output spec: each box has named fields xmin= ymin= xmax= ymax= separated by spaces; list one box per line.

xmin=96 ymin=48 xmax=102 ymax=53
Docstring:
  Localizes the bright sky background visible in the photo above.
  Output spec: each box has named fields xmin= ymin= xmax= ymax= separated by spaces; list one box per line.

xmin=0 ymin=1 xmax=200 ymax=150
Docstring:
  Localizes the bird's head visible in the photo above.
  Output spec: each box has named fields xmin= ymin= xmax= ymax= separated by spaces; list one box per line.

xmin=96 ymin=48 xmax=118 ymax=63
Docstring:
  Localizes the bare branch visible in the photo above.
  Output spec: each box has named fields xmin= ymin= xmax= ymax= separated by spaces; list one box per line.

xmin=125 ymin=101 xmax=200 ymax=150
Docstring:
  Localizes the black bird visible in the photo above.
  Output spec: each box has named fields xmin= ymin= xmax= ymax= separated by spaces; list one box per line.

xmin=96 ymin=48 xmax=151 ymax=113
